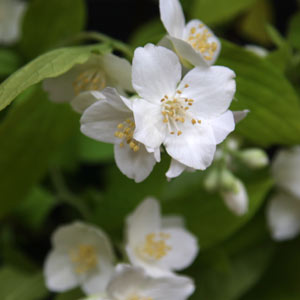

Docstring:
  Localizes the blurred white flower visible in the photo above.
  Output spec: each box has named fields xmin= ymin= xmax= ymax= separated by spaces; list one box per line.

xmin=44 ymin=222 xmax=115 ymax=295
xmin=125 ymin=198 xmax=198 ymax=277
xmin=244 ymin=45 xmax=268 ymax=57
xmin=159 ymin=0 xmax=221 ymax=67
xmin=81 ymin=88 xmax=160 ymax=183
xmin=43 ymin=53 xmax=133 ymax=113
xmin=267 ymin=146 xmax=300 ymax=240
xmin=238 ymin=149 xmax=269 ymax=169
xmin=132 ymin=44 xmax=236 ymax=171
xmin=0 ymin=0 xmax=26 ymax=44
xmin=81 ymin=264 xmax=195 ymax=300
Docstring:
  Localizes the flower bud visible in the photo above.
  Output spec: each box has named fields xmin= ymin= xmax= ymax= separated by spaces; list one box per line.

xmin=220 ymin=170 xmax=248 ymax=216
xmin=203 ymin=168 xmax=219 ymax=192
xmin=238 ymin=149 xmax=269 ymax=169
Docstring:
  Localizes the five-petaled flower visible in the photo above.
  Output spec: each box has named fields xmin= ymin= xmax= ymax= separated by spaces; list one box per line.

xmin=126 ymin=197 xmax=198 ymax=277
xmin=159 ymin=0 xmax=221 ymax=67
xmin=44 ymin=222 xmax=115 ymax=295
xmin=132 ymin=44 xmax=236 ymax=171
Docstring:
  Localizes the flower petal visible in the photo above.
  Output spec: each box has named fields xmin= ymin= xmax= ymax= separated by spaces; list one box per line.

xmin=168 ymin=36 xmax=209 ymax=67
xmin=179 ymin=66 xmax=236 ymax=119
xmin=182 ymin=19 xmax=221 ymax=65
xmin=132 ymin=44 xmax=181 ymax=103
xmin=164 ymin=120 xmax=216 ymax=170
xmin=101 ymin=53 xmax=134 ymax=92
xmin=133 ymin=98 xmax=167 ymax=149
xmin=71 ymin=91 xmax=105 ymax=114
xmin=80 ymin=89 xmax=132 ymax=144
xmin=166 ymin=159 xmax=189 ymax=179
xmin=114 ymin=143 xmax=157 ymax=183
xmin=267 ymin=192 xmax=300 ymax=241
xmin=126 ymin=198 xmax=161 ymax=244
xmin=157 ymin=228 xmax=199 ymax=271
xmin=162 ymin=216 xmax=185 ymax=228
xmin=272 ymin=147 xmax=300 ymax=199
xmin=159 ymin=0 xmax=185 ymax=38
xmin=210 ymin=110 xmax=235 ymax=144
xmin=81 ymin=260 xmax=114 ymax=294
xmin=44 ymin=250 xmax=78 ymax=292
xmin=233 ymin=109 xmax=249 ymax=123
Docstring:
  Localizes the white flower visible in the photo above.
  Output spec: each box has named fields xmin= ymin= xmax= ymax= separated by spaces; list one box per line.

xmin=83 ymin=264 xmax=195 ymax=300
xmin=43 ymin=53 xmax=133 ymax=113
xmin=267 ymin=147 xmax=300 ymax=240
xmin=80 ymin=88 xmax=160 ymax=183
xmin=159 ymin=0 xmax=221 ymax=67
xmin=125 ymin=197 xmax=198 ymax=277
xmin=44 ymin=222 xmax=115 ymax=295
xmin=132 ymin=44 xmax=236 ymax=171
xmin=0 ymin=0 xmax=26 ymax=44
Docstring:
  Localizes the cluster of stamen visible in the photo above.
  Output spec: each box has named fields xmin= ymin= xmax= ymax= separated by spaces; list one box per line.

xmin=72 ymin=69 xmax=106 ymax=95
xmin=187 ymin=24 xmax=218 ymax=61
xmin=70 ymin=244 xmax=98 ymax=274
xmin=114 ymin=118 xmax=140 ymax=152
xmin=139 ymin=232 xmax=172 ymax=261
xmin=161 ymin=85 xmax=201 ymax=136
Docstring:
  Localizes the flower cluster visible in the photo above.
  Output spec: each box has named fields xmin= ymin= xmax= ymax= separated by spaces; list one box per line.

xmin=44 ymin=198 xmax=198 ymax=300
xmin=43 ymin=0 xmax=242 ymax=183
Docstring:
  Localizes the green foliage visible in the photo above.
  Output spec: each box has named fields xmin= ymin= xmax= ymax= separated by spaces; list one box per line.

xmin=54 ymin=289 xmax=85 ymax=300
xmin=288 ymin=12 xmax=300 ymax=50
xmin=190 ymin=0 xmax=255 ymax=25
xmin=0 ymin=49 xmax=22 ymax=78
xmin=218 ymin=40 xmax=300 ymax=146
xmin=0 ymin=266 xmax=48 ymax=300
xmin=20 ymin=0 xmax=86 ymax=59
xmin=0 ymin=44 xmax=110 ymax=111
xmin=0 ymin=87 xmax=77 ymax=219
xmin=190 ymin=215 xmax=276 ymax=300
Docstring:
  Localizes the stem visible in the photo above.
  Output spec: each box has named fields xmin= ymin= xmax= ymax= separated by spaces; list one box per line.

xmin=50 ymin=168 xmax=91 ymax=220
xmin=62 ymin=31 xmax=134 ymax=59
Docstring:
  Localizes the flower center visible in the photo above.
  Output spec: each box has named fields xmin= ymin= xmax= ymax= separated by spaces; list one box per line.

xmin=138 ymin=232 xmax=172 ymax=261
xmin=72 ymin=69 xmax=106 ymax=95
xmin=127 ymin=295 xmax=152 ymax=300
xmin=186 ymin=24 xmax=218 ymax=61
xmin=161 ymin=85 xmax=201 ymax=136
xmin=114 ymin=118 xmax=140 ymax=152
xmin=70 ymin=244 xmax=98 ymax=274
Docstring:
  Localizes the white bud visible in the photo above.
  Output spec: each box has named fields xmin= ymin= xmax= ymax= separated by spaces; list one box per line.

xmin=239 ymin=149 xmax=269 ymax=169
xmin=220 ymin=170 xmax=248 ymax=216
xmin=203 ymin=168 xmax=219 ymax=192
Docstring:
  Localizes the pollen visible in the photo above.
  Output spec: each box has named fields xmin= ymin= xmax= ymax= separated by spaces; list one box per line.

xmin=72 ymin=69 xmax=106 ymax=95
xmin=140 ymin=232 xmax=172 ymax=260
xmin=186 ymin=25 xmax=218 ymax=61
xmin=127 ymin=295 xmax=153 ymax=300
xmin=115 ymin=119 xmax=140 ymax=152
xmin=70 ymin=244 xmax=98 ymax=274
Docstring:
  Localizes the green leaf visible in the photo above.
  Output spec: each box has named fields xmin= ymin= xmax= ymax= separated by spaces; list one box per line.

xmin=241 ymin=238 xmax=300 ymax=299
xmin=288 ymin=12 xmax=300 ymax=50
xmin=0 ymin=266 xmax=48 ymax=300
xmin=0 ymin=49 xmax=22 ymax=78
xmin=0 ymin=87 xmax=77 ymax=219
xmin=218 ymin=40 xmax=300 ymax=146
xmin=15 ymin=186 xmax=57 ymax=230
xmin=78 ymin=134 xmax=113 ymax=163
xmin=20 ymin=0 xmax=86 ymax=59
xmin=0 ymin=43 xmax=110 ymax=111
xmin=130 ymin=18 xmax=165 ymax=48
xmin=190 ymin=0 xmax=256 ymax=25
xmin=189 ymin=215 xmax=276 ymax=300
